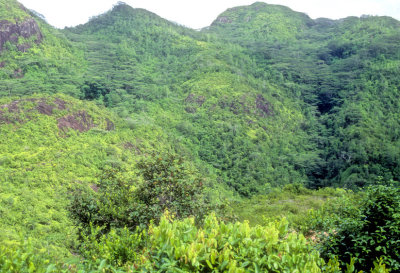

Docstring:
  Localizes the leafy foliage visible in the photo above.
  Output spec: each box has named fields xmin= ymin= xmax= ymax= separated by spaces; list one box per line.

xmin=71 ymin=152 xmax=210 ymax=231
xmin=208 ymin=3 xmax=400 ymax=189
xmin=0 ymin=93 xmax=173 ymax=257
xmin=0 ymin=0 xmax=28 ymax=22
xmin=319 ymin=183 xmax=400 ymax=271
xmin=81 ymin=211 xmax=328 ymax=272
xmin=81 ymin=80 xmax=110 ymax=101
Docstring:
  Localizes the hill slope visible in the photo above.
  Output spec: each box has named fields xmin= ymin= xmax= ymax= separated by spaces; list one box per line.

xmin=0 ymin=93 xmax=181 ymax=256
xmin=208 ymin=2 xmax=400 ymax=188
xmin=62 ymin=3 xmax=318 ymax=195
xmin=0 ymin=0 xmax=84 ymax=97
xmin=2 ymin=1 xmax=400 ymax=191
xmin=1 ymin=1 xmax=400 ymax=194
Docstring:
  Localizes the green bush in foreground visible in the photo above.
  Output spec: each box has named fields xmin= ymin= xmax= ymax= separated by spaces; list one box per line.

xmin=0 ymin=239 xmax=55 ymax=273
xmin=74 ymin=211 xmax=391 ymax=272
xmin=319 ymin=183 xmax=400 ymax=271
xmin=1 ymin=211 xmax=392 ymax=272
xmin=81 ymin=211 xmax=328 ymax=272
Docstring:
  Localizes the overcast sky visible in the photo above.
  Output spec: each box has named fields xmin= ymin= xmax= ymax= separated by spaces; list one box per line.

xmin=18 ymin=0 xmax=400 ymax=29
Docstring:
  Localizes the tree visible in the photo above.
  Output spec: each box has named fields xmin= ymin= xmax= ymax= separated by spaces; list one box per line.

xmin=135 ymin=152 xmax=208 ymax=224
xmin=70 ymin=152 xmax=209 ymax=231
xmin=81 ymin=80 xmax=110 ymax=100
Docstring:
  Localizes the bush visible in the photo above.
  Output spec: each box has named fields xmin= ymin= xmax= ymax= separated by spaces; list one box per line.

xmin=134 ymin=152 xmax=209 ymax=224
xmin=0 ymin=239 xmax=56 ymax=273
xmin=81 ymin=211 xmax=329 ymax=272
xmin=70 ymin=152 xmax=210 ymax=231
xmin=303 ymin=189 xmax=363 ymax=234
xmin=2 ymin=211 xmax=391 ymax=272
xmin=320 ymin=183 xmax=400 ymax=271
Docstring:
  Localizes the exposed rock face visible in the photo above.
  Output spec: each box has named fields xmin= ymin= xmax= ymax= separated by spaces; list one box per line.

xmin=255 ymin=94 xmax=273 ymax=117
xmin=57 ymin=111 xmax=115 ymax=134
xmin=0 ymin=98 xmax=66 ymax=124
xmin=105 ymin=118 xmax=115 ymax=131
xmin=57 ymin=111 xmax=95 ymax=133
xmin=184 ymin=93 xmax=206 ymax=113
xmin=0 ymin=97 xmax=115 ymax=134
xmin=0 ymin=18 xmax=42 ymax=52
xmin=214 ymin=16 xmax=232 ymax=24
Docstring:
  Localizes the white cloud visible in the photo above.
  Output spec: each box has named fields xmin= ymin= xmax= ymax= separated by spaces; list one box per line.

xmin=18 ymin=0 xmax=400 ymax=29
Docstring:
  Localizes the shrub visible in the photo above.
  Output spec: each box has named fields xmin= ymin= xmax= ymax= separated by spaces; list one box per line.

xmin=320 ymin=183 xmax=400 ymax=271
xmin=0 ymin=239 xmax=56 ymax=273
xmin=70 ymin=152 xmax=210 ymax=231
xmin=303 ymin=189 xmax=363 ymax=234
xmin=81 ymin=211 xmax=329 ymax=272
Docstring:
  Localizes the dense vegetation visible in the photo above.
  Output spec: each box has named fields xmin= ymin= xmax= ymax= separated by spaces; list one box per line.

xmin=1 ymin=0 xmax=400 ymax=271
xmin=61 ymin=4 xmax=317 ymax=196
xmin=209 ymin=3 xmax=400 ymax=188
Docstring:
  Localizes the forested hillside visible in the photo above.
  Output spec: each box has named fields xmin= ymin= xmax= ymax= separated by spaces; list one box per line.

xmin=0 ymin=0 xmax=84 ymax=96
xmin=61 ymin=3 xmax=319 ymax=196
xmin=1 ymin=0 xmax=400 ymax=271
xmin=209 ymin=2 xmax=400 ymax=188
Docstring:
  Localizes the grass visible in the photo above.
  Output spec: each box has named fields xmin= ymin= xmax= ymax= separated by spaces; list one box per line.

xmin=231 ymin=184 xmax=346 ymax=229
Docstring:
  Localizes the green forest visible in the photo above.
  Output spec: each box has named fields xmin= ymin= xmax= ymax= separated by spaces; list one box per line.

xmin=0 ymin=0 xmax=399 ymax=271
